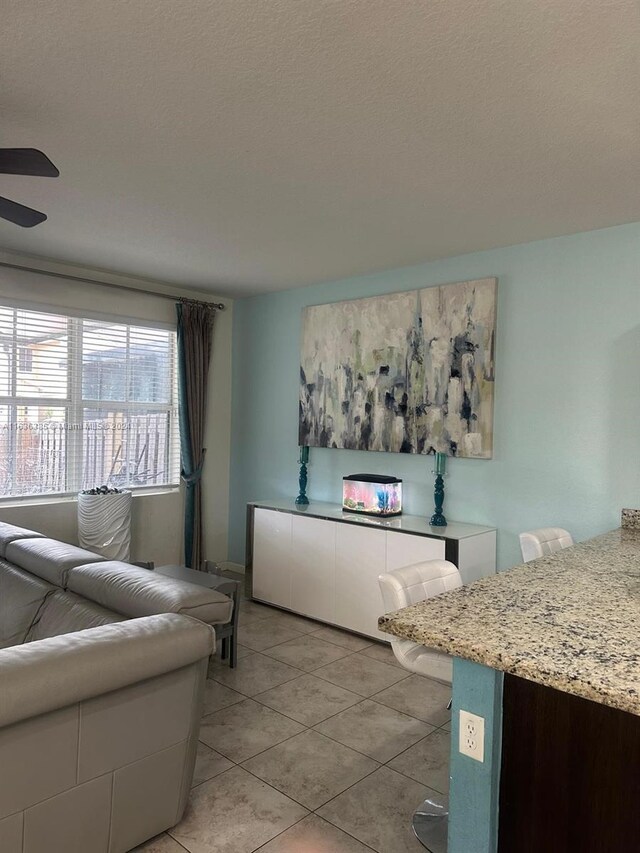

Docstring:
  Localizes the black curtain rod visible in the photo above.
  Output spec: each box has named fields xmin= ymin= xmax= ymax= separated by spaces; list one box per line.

xmin=0 ymin=261 xmax=225 ymax=310
xmin=177 ymin=296 xmax=223 ymax=310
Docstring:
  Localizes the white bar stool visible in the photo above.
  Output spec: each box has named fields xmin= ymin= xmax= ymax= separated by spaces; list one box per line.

xmin=379 ymin=559 xmax=462 ymax=853
xmin=519 ymin=527 xmax=574 ymax=563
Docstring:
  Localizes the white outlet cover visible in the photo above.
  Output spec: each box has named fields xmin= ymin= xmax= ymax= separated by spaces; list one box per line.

xmin=459 ymin=709 xmax=485 ymax=762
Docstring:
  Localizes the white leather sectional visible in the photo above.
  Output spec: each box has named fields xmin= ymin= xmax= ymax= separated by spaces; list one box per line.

xmin=0 ymin=522 xmax=232 ymax=853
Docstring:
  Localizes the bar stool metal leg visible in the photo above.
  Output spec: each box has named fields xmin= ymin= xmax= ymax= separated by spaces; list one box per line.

xmin=415 ymin=698 xmax=451 ymax=849
xmin=413 ymin=794 xmax=449 ymax=853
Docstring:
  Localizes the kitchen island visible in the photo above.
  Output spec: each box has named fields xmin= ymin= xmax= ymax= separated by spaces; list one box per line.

xmin=379 ymin=526 xmax=640 ymax=853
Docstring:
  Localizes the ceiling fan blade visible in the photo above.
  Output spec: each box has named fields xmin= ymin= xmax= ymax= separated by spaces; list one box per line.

xmin=0 ymin=148 xmax=59 ymax=177
xmin=0 ymin=196 xmax=47 ymax=227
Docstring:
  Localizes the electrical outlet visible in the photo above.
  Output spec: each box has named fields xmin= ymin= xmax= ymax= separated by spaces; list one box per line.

xmin=459 ymin=709 xmax=485 ymax=762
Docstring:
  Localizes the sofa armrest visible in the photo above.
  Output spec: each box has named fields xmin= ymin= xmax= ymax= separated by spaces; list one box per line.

xmin=0 ymin=612 xmax=214 ymax=728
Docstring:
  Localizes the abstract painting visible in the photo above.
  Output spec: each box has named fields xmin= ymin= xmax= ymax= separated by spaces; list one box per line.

xmin=299 ymin=277 xmax=497 ymax=458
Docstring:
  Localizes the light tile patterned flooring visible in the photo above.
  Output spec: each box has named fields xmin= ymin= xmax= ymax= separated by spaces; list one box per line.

xmin=134 ymin=589 xmax=451 ymax=853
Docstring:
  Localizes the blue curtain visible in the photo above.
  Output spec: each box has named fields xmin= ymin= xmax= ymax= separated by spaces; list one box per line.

xmin=176 ymin=300 xmax=216 ymax=568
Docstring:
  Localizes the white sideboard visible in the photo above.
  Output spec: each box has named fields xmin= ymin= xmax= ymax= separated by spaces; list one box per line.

xmin=247 ymin=500 xmax=496 ymax=641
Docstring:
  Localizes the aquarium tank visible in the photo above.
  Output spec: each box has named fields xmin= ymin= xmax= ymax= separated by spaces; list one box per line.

xmin=342 ymin=474 xmax=402 ymax=517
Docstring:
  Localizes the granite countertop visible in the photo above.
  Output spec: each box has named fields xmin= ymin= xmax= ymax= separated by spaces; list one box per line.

xmin=378 ymin=528 xmax=640 ymax=715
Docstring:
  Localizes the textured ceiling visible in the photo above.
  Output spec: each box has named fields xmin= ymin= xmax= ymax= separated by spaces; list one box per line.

xmin=1 ymin=0 xmax=639 ymax=297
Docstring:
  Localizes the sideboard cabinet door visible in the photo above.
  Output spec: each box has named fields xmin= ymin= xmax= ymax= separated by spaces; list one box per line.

xmin=291 ymin=515 xmax=336 ymax=622
xmin=252 ymin=508 xmax=293 ymax=607
xmin=335 ymin=523 xmax=387 ymax=639
xmin=385 ymin=530 xmax=445 ymax=570
xmin=458 ymin=531 xmax=497 ymax=584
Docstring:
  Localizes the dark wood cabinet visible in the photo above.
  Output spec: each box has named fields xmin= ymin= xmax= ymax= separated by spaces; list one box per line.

xmin=498 ymin=673 xmax=640 ymax=853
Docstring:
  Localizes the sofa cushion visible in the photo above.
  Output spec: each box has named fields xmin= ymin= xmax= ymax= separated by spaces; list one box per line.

xmin=0 ymin=562 xmax=55 ymax=648
xmin=5 ymin=538 xmax=105 ymax=587
xmin=25 ymin=590 xmax=125 ymax=642
xmin=0 ymin=523 xmax=44 ymax=558
xmin=67 ymin=562 xmax=233 ymax=625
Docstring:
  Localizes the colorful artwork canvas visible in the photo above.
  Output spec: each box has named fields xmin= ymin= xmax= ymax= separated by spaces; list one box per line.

xmin=299 ymin=277 xmax=497 ymax=458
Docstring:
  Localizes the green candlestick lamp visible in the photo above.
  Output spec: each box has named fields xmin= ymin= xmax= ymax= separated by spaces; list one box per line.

xmin=296 ymin=445 xmax=310 ymax=505
xmin=430 ymin=452 xmax=447 ymax=526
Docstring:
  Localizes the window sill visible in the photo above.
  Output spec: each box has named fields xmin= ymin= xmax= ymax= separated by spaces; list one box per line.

xmin=0 ymin=486 xmax=180 ymax=509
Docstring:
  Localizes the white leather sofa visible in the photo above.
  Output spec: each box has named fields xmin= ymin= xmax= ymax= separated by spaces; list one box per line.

xmin=0 ymin=522 xmax=233 ymax=853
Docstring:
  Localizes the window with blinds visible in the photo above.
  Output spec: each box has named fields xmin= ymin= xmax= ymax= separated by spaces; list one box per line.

xmin=0 ymin=304 xmax=180 ymax=498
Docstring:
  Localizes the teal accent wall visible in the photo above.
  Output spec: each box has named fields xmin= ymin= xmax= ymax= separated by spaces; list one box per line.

xmin=449 ymin=659 xmax=503 ymax=853
xmin=229 ymin=222 xmax=640 ymax=567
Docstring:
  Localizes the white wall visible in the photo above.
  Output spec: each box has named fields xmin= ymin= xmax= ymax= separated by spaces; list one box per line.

xmin=0 ymin=252 xmax=233 ymax=565
xmin=0 ymin=491 xmax=183 ymax=564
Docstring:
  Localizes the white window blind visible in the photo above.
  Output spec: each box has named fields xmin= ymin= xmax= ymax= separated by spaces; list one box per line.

xmin=0 ymin=304 xmax=180 ymax=498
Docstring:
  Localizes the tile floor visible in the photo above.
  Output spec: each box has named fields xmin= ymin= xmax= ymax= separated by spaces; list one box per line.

xmin=134 ymin=585 xmax=451 ymax=853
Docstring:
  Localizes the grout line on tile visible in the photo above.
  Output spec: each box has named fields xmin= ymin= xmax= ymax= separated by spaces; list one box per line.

xmin=240 ymin=762 xmax=319 ymax=813
xmin=366 ymin=693 xmax=450 ymax=728
xmin=247 ymin=698 xmax=367 ymax=732
xmin=233 ymin=725 xmax=311 ymax=768
xmin=260 ymin=657 xmax=356 ymax=676
xmin=248 ymin=676 xmax=374 ymax=730
xmin=385 ymin=729 xmax=451 ymax=796
xmin=240 ymin=743 xmax=381 ymax=816
xmin=388 ymin=763 xmax=449 ymax=797
xmin=306 ymin=631 xmax=376 ymax=653
xmin=166 ymin=827 xmax=199 ymax=852
xmin=309 ymin=712 xmax=422 ymax=764
xmin=250 ymin=814 xmax=310 ymax=853
xmin=309 ymin=761 xmax=384 ymax=818
xmin=208 ymin=654 xmax=306 ymax=697
xmin=311 ymin=664 xmax=410 ymax=698
xmin=309 ymin=813 xmax=380 ymax=853
xmin=237 ymin=633 xmax=305 ymax=654
xmin=242 ymin=609 xmax=387 ymax=640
